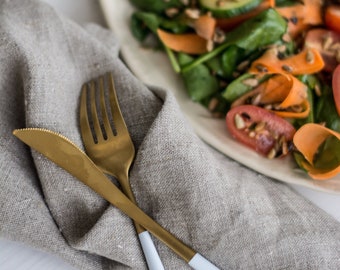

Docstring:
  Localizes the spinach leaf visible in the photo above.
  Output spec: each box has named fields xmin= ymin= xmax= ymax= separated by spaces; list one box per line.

xmin=294 ymin=134 xmax=340 ymax=173
xmin=222 ymin=73 xmax=255 ymax=102
xmin=129 ymin=0 xmax=183 ymax=13
xmin=316 ymin=88 xmax=340 ymax=133
xmin=178 ymin=53 xmax=218 ymax=101
xmin=182 ymin=9 xmax=287 ymax=72
xmin=224 ymin=9 xmax=287 ymax=53
xmin=205 ymin=45 xmax=245 ymax=79
xmin=221 ymin=45 xmax=245 ymax=79
xmin=222 ymin=73 xmax=269 ymax=102
xmin=130 ymin=12 xmax=160 ymax=41
xmin=314 ymin=135 xmax=340 ymax=170
xmin=131 ymin=11 xmax=189 ymax=42
xmin=292 ymin=75 xmax=319 ymax=128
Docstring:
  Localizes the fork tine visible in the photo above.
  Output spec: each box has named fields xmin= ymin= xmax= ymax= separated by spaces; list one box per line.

xmin=89 ymin=80 xmax=104 ymax=142
xmin=80 ymin=84 xmax=96 ymax=146
xmin=107 ymin=73 xmax=129 ymax=136
xmin=98 ymin=76 xmax=114 ymax=139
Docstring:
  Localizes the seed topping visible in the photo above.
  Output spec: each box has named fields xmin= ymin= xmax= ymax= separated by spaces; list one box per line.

xmin=305 ymin=49 xmax=315 ymax=64
xmin=282 ymin=64 xmax=293 ymax=73
xmin=234 ymin=113 xmax=246 ymax=129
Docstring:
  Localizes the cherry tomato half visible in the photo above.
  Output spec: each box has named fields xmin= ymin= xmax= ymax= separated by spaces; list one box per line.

xmin=226 ymin=105 xmax=296 ymax=158
xmin=304 ymin=28 xmax=340 ymax=72
xmin=332 ymin=64 xmax=340 ymax=116
xmin=325 ymin=5 xmax=340 ymax=34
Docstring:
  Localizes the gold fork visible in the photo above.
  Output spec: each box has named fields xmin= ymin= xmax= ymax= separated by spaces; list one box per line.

xmin=80 ymin=73 xmax=164 ymax=270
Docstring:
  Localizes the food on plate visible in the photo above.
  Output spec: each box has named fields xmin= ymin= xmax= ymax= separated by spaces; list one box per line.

xmin=226 ymin=105 xmax=296 ymax=158
xmin=128 ymin=0 xmax=340 ymax=179
xmin=293 ymin=123 xmax=340 ymax=180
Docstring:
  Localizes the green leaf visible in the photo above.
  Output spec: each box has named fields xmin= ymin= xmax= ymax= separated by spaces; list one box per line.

xmin=316 ymin=90 xmax=340 ymax=133
xmin=130 ymin=11 xmax=189 ymax=42
xmin=222 ymin=73 xmax=255 ymax=102
xmin=314 ymin=135 xmax=340 ymax=170
xmin=178 ymin=53 xmax=218 ymax=101
xmin=181 ymin=9 xmax=287 ymax=72
xmin=129 ymin=0 xmax=184 ymax=13
xmin=221 ymin=45 xmax=245 ymax=79
xmin=223 ymin=9 xmax=287 ymax=53
xmin=130 ymin=12 xmax=160 ymax=41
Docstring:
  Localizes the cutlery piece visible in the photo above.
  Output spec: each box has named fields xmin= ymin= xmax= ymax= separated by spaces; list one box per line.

xmin=79 ymin=72 xmax=164 ymax=270
xmin=13 ymin=128 xmax=220 ymax=270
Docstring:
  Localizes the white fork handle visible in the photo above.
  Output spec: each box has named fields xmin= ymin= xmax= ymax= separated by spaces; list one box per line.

xmin=139 ymin=231 xmax=220 ymax=270
xmin=138 ymin=231 xmax=165 ymax=270
xmin=188 ymin=253 xmax=220 ymax=270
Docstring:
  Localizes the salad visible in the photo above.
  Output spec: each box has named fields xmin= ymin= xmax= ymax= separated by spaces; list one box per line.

xmin=128 ymin=0 xmax=340 ymax=180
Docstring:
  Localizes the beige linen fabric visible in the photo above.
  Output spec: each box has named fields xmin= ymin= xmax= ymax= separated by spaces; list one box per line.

xmin=1 ymin=0 xmax=340 ymax=269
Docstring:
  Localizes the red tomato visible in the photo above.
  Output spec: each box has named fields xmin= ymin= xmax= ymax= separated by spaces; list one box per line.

xmin=325 ymin=5 xmax=340 ymax=34
xmin=304 ymin=28 xmax=340 ymax=72
xmin=226 ymin=105 xmax=296 ymax=157
xmin=332 ymin=64 xmax=340 ymax=116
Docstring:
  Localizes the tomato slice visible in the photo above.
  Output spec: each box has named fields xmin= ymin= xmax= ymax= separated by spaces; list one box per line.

xmin=332 ymin=64 xmax=340 ymax=116
xmin=304 ymin=28 xmax=340 ymax=72
xmin=325 ymin=5 xmax=340 ymax=34
xmin=226 ymin=105 xmax=296 ymax=158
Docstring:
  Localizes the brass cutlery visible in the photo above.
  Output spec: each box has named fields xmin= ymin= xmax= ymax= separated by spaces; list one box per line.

xmin=79 ymin=73 xmax=164 ymax=270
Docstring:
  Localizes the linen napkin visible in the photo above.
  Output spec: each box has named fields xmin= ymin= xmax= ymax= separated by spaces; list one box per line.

xmin=1 ymin=0 xmax=340 ymax=269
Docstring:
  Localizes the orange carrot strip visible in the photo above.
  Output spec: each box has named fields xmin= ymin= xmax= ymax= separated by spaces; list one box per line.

xmin=273 ymin=99 xmax=310 ymax=119
xmin=260 ymin=74 xmax=290 ymax=104
xmin=293 ymin=123 xmax=340 ymax=180
xmin=275 ymin=5 xmax=305 ymax=20
xmin=300 ymin=0 xmax=323 ymax=25
xmin=194 ymin=14 xmax=216 ymax=40
xmin=157 ymin=28 xmax=208 ymax=54
xmin=278 ymin=75 xmax=308 ymax=108
xmin=275 ymin=0 xmax=323 ymax=25
xmin=286 ymin=19 xmax=310 ymax=38
xmin=231 ymin=74 xmax=309 ymax=118
xmin=249 ymin=48 xmax=324 ymax=75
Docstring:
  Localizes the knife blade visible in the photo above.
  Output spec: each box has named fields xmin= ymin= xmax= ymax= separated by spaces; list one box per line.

xmin=13 ymin=128 xmax=220 ymax=270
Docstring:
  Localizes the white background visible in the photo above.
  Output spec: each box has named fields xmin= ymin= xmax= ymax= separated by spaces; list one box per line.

xmin=1 ymin=0 xmax=339 ymax=269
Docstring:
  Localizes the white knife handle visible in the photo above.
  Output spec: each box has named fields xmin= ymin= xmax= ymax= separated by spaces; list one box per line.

xmin=138 ymin=231 xmax=165 ymax=270
xmin=188 ymin=253 xmax=220 ymax=270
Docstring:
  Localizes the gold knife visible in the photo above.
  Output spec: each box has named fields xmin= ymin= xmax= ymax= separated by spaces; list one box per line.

xmin=13 ymin=128 xmax=220 ymax=270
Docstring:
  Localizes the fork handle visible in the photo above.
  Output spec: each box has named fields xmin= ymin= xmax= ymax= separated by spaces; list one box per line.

xmin=118 ymin=175 xmax=165 ymax=270
xmin=139 ymin=231 xmax=165 ymax=270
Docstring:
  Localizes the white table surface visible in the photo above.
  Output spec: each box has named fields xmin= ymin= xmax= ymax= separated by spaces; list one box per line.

xmin=1 ymin=1 xmax=340 ymax=269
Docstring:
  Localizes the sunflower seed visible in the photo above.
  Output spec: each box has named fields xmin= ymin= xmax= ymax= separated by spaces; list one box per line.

xmin=208 ymin=97 xmax=219 ymax=111
xmin=314 ymin=84 xmax=322 ymax=96
xmin=207 ymin=39 xmax=214 ymax=52
xmin=242 ymin=78 xmax=259 ymax=87
xmin=282 ymin=64 xmax=293 ymax=72
xmin=185 ymin=8 xmax=200 ymax=19
xmin=282 ymin=33 xmax=292 ymax=43
xmin=213 ymin=28 xmax=226 ymax=43
xmin=165 ymin=8 xmax=179 ymax=17
xmin=255 ymin=121 xmax=266 ymax=132
xmin=255 ymin=64 xmax=268 ymax=72
xmin=305 ymin=49 xmax=314 ymax=64
xmin=252 ymin=94 xmax=262 ymax=106
xmin=267 ymin=148 xmax=277 ymax=159
xmin=234 ymin=113 xmax=246 ymax=129
xmin=323 ymin=34 xmax=333 ymax=50
xmin=237 ymin=60 xmax=250 ymax=71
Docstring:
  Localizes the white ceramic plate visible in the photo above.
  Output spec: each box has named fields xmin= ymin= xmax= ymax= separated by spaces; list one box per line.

xmin=100 ymin=0 xmax=340 ymax=194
